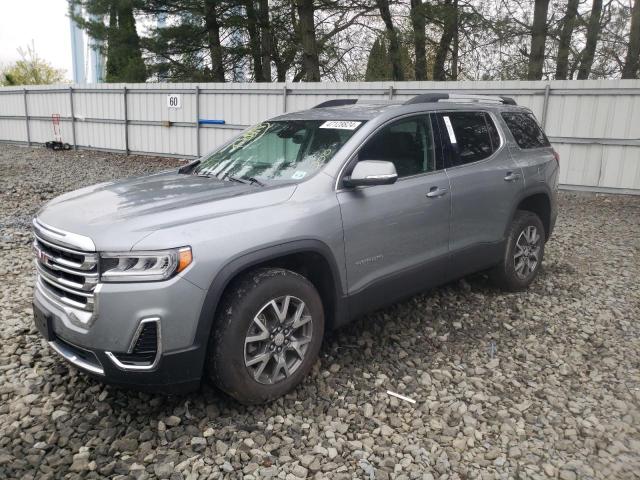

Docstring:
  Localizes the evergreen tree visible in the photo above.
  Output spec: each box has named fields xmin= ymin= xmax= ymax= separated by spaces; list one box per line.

xmin=365 ymin=37 xmax=392 ymax=81
xmin=71 ymin=0 xmax=146 ymax=83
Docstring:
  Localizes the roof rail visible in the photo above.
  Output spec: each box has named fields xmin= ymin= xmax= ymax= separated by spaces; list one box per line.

xmin=312 ymin=99 xmax=358 ymax=109
xmin=405 ymin=93 xmax=517 ymax=106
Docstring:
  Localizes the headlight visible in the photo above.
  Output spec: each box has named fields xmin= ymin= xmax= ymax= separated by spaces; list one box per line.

xmin=100 ymin=247 xmax=192 ymax=282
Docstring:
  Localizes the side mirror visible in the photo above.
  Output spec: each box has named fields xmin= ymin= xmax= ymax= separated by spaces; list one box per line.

xmin=343 ymin=160 xmax=398 ymax=188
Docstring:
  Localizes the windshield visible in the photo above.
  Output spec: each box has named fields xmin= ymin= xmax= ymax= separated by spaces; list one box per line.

xmin=193 ymin=120 xmax=363 ymax=184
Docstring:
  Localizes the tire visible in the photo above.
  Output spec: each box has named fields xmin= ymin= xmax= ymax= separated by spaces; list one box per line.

xmin=207 ymin=268 xmax=324 ymax=404
xmin=491 ymin=210 xmax=545 ymax=292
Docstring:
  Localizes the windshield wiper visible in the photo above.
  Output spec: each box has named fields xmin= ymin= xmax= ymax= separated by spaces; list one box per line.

xmin=242 ymin=176 xmax=266 ymax=187
xmin=179 ymin=160 xmax=201 ymax=174
xmin=223 ymin=175 xmax=265 ymax=187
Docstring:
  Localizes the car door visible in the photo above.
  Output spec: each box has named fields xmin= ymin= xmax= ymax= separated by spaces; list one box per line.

xmin=500 ymin=111 xmax=559 ymax=192
xmin=436 ymin=110 xmax=524 ymax=276
xmin=336 ymin=114 xmax=451 ymax=317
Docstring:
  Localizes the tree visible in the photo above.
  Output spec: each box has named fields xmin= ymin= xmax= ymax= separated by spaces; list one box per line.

xmin=243 ymin=0 xmax=264 ymax=81
xmin=71 ymin=0 xmax=146 ymax=82
xmin=577 ymin=0 xmax=604 ymax=79
xmin=622 ymin=0 xmax=640 ymax=78
xmin=527 ymin=0 xmax=550 ymax=80
xmin=555 ymin=0 xmax=579 ymax=80
xmin=410 ymin=0 xmax=427 ymax=80
xmin=433 ymin=0 xmax=459 ymax=81
xmin=296 ymin=0 xmax=321 ymax=81
xmin=1 ymin=44 xmax=66 ymax=86
xmin=365 ymin=36 xmax=393 ymax=80
xmin=257 ymin=0 xmax=273 ymax=81
xmin=204 ymin=0 xmax=226 ymax=82
xmin=376 ymin=0 xmax=405 ymax=80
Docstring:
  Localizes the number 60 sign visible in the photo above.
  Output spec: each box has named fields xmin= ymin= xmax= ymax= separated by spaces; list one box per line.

xmin=166 ymin=94 xmax=181 ymax=109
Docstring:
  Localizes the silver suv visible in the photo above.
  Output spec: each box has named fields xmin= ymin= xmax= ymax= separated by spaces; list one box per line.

xmin=32 ymin=93 xmax=558 ymax=404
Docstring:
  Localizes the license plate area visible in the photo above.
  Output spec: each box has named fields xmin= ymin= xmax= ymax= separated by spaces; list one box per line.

xmin=33 ymin=303 xmax=53 ymax=341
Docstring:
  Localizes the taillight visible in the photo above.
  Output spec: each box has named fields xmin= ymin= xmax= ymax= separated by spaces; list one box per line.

xmin=552 ymin=149 xmax=560 ymax=164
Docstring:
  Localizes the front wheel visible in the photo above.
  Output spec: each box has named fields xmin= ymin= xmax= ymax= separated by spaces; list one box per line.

xmin=491 ymin=210 xmax=545 ymax=291
xmin=207 ymin=268 xmax=324 ymax=404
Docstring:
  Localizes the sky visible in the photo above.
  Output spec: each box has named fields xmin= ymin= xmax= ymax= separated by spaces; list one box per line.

xmin=0 ymin=0 xmax=73 ymax=80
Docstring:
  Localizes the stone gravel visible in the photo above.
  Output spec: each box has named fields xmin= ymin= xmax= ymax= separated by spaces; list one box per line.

xmin=1 ymin=144 xmax=639 ymax=480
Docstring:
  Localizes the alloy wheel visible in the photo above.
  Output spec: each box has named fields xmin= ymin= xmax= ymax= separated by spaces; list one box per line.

xmin=244 ymin=295 xmax=313 ymax=384
xmin=513 ymin=225 xmax=541 ymax=279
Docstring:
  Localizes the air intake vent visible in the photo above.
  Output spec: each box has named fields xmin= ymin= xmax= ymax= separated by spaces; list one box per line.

xmin=112 ymin=321 xmax=159 ymax=366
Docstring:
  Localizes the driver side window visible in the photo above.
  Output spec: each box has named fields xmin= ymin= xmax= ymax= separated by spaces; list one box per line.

xmin=357 ymin=115 xmax=436 ymax=177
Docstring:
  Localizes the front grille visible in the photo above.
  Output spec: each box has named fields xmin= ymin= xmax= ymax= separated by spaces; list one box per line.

xmin=33 ymin=231 xmax=98 ymax=312
xmin=112 ymin=321 xmax=159 ymax=366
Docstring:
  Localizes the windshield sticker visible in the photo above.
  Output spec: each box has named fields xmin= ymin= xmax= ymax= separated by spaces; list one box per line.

xmin=229 ymin=122 xmax=270 ymax=152
xmin=320 ymin=120 xmax=361 ymax=130
xmin=291 ymin=171 xmax=307 ymax=180
xmin=443 ymin=116 xmax=457 ymax=144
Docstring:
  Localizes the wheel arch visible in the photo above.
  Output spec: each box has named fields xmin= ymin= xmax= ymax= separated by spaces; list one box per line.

xmin=509 ymin=187 xmax=553 ymax=241
xmin=193 ymin=240 xmax=346 ymax=371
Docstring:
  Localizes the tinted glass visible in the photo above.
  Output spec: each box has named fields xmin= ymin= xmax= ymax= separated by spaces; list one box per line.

xmin=501 ymin=112 xmax=550 ymax=149
xmin=358 ymin=115 xmax=437 ymax=177
xmin=195 ymin=120 xmax=363 ymax=184
xmin=440 ymin=112 xmax=496 ymax=166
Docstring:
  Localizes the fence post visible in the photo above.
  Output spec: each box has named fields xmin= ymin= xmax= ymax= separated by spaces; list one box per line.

xmin=123 ymin=86 xmax=129 ymax=155
xmin=23 ymin=88 xmax=31 ymax=146
xmin=541 ymin=83 xmax=551 ymax=129
xmin=195 ymin=86 xmax=200 ymax=157
xmin=69 ymin=86 xmax=77 ymax=149
xmin=388 ymin=85 xmax=394 ymax=100
xmin=282 ymin=84 xmax=288 ymax=113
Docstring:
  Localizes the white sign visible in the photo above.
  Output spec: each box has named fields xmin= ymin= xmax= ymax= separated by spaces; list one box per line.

xmin=167 ymin=94 xmax=182 ymax=109
xmin=443 ymin=116 xmax=457 ymax=144
xmin=320 ymin=120 xmax=361 ymax=130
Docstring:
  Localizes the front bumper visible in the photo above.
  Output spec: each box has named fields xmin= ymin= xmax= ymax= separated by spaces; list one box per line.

xmin=33 ymin=273 xmax=208 ymax=393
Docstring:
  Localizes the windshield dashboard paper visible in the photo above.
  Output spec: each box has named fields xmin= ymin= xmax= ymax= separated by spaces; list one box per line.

xmin=320 ymin=121 xmax=361 ymax=130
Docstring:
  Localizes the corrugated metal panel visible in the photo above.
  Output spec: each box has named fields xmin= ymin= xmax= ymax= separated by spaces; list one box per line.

xmin=29 ymin=118 xmax=72 ymax=144
xmin=0 ymin=92 xmax=26 ymax=116
xmin=1 ymin=80 xmax=639 ymax=192
xmin=76 ymin=121 xmax=125 ymax=150
xmin=128 ymin=124 xmax=196 ymax=156
xmin=0 ymin=118 xmax=27 ymax=142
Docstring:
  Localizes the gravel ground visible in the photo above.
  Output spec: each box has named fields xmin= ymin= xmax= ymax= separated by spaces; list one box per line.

xmin=1 ymin=144 xmax=639 ymax=480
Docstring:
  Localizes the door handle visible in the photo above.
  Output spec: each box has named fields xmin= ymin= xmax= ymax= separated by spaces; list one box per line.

xmin=504 ymin=172 xmax=522 ymax=182
xmin=426 ymin=187 xmax=448 ymax=198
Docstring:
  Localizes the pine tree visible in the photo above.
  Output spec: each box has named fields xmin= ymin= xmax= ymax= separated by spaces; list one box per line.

xmin=71 ymin=0 xmax=146 ymax=83
xmin=365 ymin=37 xmax=392 ymax=81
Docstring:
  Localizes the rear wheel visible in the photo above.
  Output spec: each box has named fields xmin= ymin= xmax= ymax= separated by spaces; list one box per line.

xmin=207 ymin=268 xmax=324 ymax=404
xmin=491 ymin=210 xmax=545 ymax=291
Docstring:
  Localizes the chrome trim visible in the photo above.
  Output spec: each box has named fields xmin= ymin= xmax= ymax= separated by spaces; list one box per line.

xmin=48 ymin=340 xmax=104 ymax=376
xmin=33 ymin=218 xmax=96 ymax=252
xmin=37 ymin=270 xmax=94 ymax=299
xmin=364 ymin=174 xmax=397 ymax=181
xmin=35 ymin=261 xmax=97 ymax=293
xmin=105 ymin=317 xmax=162 ymax=371
xmin=33 ymin=251 xmax=99 ymax=280
xmin=33 ymin=236 xmax=97 ymax=271
xmin=35 ymin=277 xmax=98 ymax=326
xmin=33 ymin=221 xmax=99 ymax=323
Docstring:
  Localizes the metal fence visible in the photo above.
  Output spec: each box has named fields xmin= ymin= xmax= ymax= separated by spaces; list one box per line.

xmin=1 ymin=79 xmax=639 ymax=194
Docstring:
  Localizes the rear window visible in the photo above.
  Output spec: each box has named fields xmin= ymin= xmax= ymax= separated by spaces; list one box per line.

xmin=501 ymin=112 xmax=550 ymax=149
xmin=440 ymin=111 xmax=501 ymax=166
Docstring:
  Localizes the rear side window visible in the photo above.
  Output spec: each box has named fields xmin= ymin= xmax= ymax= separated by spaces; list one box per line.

xmin=501 ymin=112 xmax=550 ymax=149
xmin=438 ymin=112 xmax=500 ymax=166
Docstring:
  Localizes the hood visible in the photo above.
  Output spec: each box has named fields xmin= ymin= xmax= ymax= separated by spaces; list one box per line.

xmin=37 ymin=171 xmax=297 ymax=250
